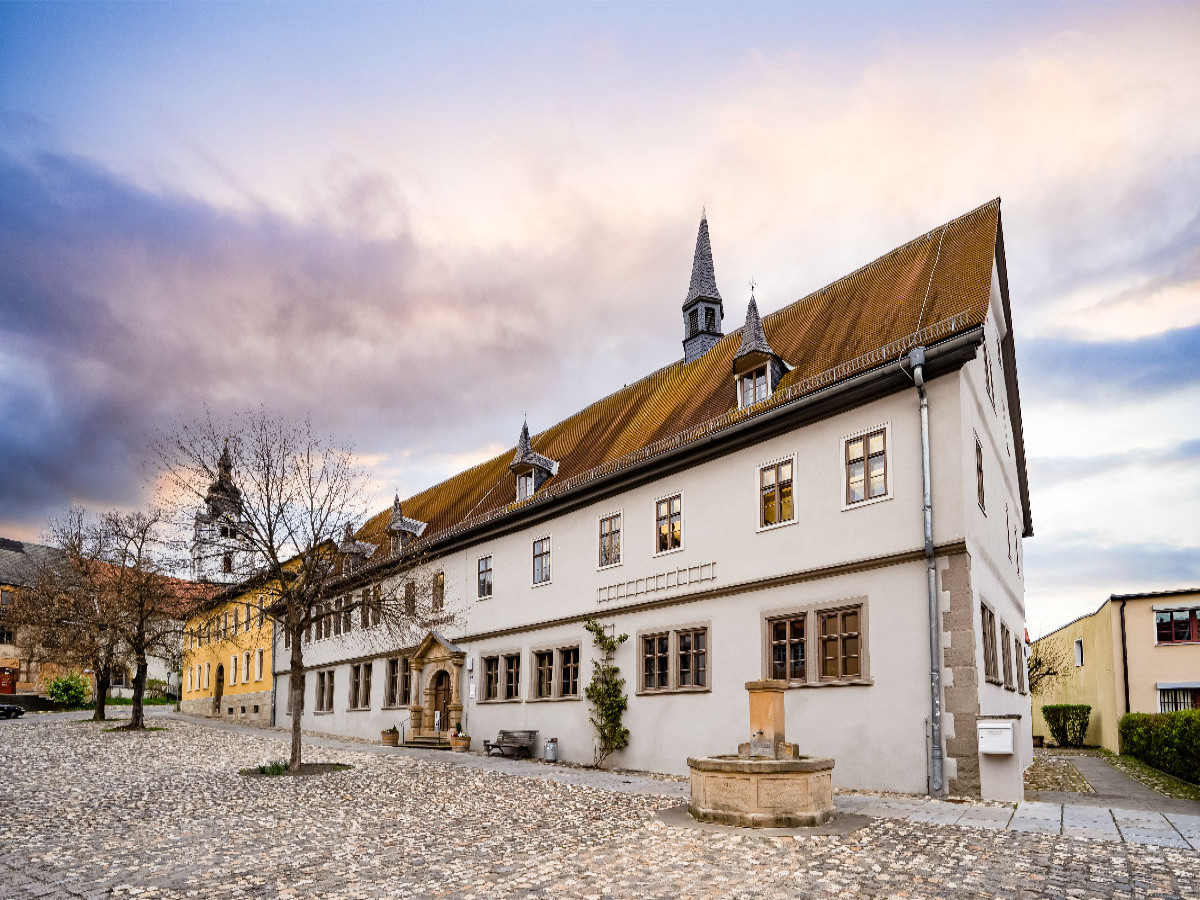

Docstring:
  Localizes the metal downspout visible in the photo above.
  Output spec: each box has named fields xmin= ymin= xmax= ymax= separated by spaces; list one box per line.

xmin=909 ymin=346 xmax=944 ymax=794
xmin=1119 ymin=598 xmax=1131 ymax=718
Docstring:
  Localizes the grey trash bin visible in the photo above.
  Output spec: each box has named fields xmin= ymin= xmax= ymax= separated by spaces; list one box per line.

xmin=543 ymin=738 xmax=558 ymax=762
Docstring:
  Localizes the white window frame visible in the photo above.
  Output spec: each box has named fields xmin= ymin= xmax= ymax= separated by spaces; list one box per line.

xmin=516 ymin=471 xmax=535 ymax=500
xmin=230 ymin=655 xmax=238 ymax=685
xmin=204 ymin=663 xmax=210 ymax=688
xmin=652 ymin=490 xmax=685 ymax=557
xmin=477 ymin=554 xmax=494 ymax=600
xmin=1074 ymin=638 xmax=1084 ymax=667
xmin=255 ymin=648 xmax=264 ymax=681
xmin=736 ymin=365 xmax=771 ymax=410
xmin=840 ymin=422 xmax=893 ymax=511
xmin=597 ymin=509 xmax=623 ymax=570
xmin=755 ymin=453 xmax=797 ymax=532
xmin=242 ymin=651 xmax=251 ymax=683
xmin=532 ymin=534 xmax=552 ymax=587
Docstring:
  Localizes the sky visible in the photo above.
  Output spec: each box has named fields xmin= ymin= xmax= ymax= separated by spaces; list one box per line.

xmin=1 ymin=2 xmax=1197 ymax=637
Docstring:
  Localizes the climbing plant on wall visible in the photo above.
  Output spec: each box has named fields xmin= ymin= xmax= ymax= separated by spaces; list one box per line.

xmin=584 ymin=617 xmax=629 ymax=768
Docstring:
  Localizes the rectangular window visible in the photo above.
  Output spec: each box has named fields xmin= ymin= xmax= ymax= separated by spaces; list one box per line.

xmin=688 ymin=308 xmax=699 ymax=336
xmin=230 ymin=655 xmax=238 ymax=685
xmin=599 ymin=513 xmax=622 ymax=568
xmin=255 ymin=649 xmax=264 ymax=681
xmin=404 ymin=581 xmax=416 ymax=615
xmin=533 ymin=537 xmax=551 ymax=585
xmin=704 ymin=307 xmax=716 ymax=331
xmin=655 ymin=495 xmax=682 ymax=553
xmin=316 ymin=670 xmax=335 ymax=712
xmin=204 ymin=663 xmax=210 ymax=688
xmin=348 ymin=663 xmax=371 ymax=709
xmin=1000 ymin=624 xmax=1013 ymax=689
xmin=1073 ymin=638 xmax=1084 ymax=667
xmin=769 ymin=615 xmax=806 ymax=681
xmin=981 ymin=604 xmax=999 ymax=683
xmin=385 ymin=658 xmax=410 ymax=707
xmin=1159 ymin=688 xmax=1200 ymax=712
xmin=1156 ymin=609 xmax=1199 ymax=644
xmin=517 ymin=471 xmax=534 ymax=500
xmin=642 ymin=634 xmax=669 ymax=691
xmin=534 ymin=650 xmax=554 ymax=698
xmin=983 ymin=343 xmax=995 ymax=406
xmin=342 ymin=596 xmax=352 ymax=633
xmin=360 ymin=588 xmax=371 ymax=628
xmin=483 ymin=656 xmax=500 ymax=701
xmin=819 ymin=607 xmax=861 ymax=681
xmin=232 ymin=607 xmax=239 ymax=635
xmin=740 ymin=366 xmax=768 ymax=408
xmin=332 ymin=598 xmax=343 ymax=637
xmin=559 ymin=647 xmax=580 ymax=697
xmin=846 ymin=429 xmax=887 ymax=505
xmin=257 ymin=595 xmax=265 ymax=628
xmin=432 ymin=572 xmax=444 ymax=612
xmin=242 ymin=651 xmax=251 ymax=683
xmin=760 ymin=460 xmax=794 ymax=527
xmin=976 ymin=436 xmax=986 ymax=511
xmin=1015 ymin=638 xmax=1026 ymax=694
xmin=478 ymin=556 xmax=493 ymax=598
xmin=677 ymin=629 xmax=707 ymax=688
xmin=504 ymin=653 xmax=521 ymax=700
xmin=0 ymin=626 xmax=13 ymax=645
xmin=187 ymin=668 xmax=192 ymax=691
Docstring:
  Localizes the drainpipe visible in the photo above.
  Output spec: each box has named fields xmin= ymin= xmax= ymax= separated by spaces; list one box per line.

xmin=1119 ymin=597 xmax=1130 ymax=717
xmin=908 ymin=346 xmax=944 ymax=795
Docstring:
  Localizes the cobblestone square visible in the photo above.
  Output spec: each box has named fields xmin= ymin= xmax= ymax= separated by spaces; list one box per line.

xmin=3 ymin=716 xmax=1199 ymax=899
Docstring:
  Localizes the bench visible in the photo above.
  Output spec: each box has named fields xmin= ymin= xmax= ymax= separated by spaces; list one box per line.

xmin=484 ymin=729 xmax=539 ymax=759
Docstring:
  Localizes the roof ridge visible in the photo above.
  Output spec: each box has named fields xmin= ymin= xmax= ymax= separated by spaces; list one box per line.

xmin=759 ymin=198 xmax=1001 ymax=324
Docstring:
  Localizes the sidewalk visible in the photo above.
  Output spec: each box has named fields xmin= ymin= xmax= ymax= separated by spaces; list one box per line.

xmin=172 ymin=712 xmax=1200 ymax=849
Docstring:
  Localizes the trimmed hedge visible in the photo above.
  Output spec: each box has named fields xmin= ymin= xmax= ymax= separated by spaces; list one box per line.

xmin=1042 ymin=703 xmax=1091 ymax=747
xmin=1119 ymin=710 xmax=1200 ymax=786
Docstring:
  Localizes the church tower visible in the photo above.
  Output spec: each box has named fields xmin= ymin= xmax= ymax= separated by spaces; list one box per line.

xmin=191 ymin=441 xmax=254 ymax=583
xmin=682 ymin=213 xmax=725 ymax=363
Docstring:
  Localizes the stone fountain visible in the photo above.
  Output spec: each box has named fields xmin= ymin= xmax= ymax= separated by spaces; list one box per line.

xmin=687 ymin=680 xmax=835 ymax=827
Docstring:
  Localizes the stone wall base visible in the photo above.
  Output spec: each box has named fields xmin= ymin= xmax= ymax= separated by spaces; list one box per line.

xmin=181 ymin=690 xmax=272 ymax=726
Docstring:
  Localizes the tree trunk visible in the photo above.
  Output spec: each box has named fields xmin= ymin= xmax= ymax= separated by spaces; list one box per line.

xmin=128 ymin=655 xmax=148 ymax=730
xmin=93 ymin=667 xmax=111 ymax=721
xmin=289 ymin=622 xmax=305 ymax=770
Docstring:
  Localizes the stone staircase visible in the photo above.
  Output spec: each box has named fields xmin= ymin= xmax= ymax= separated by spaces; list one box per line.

xmin=402 ymin=734 xmax=452 ymax=751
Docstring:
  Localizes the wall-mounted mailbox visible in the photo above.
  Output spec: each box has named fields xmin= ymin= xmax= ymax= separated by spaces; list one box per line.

xmin=977 ymin=720 xmax=1014 ymax=755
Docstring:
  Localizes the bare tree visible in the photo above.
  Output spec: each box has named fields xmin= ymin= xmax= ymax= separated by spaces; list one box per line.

xmin=10 ymin=508 xmax=188 ymax=727
xmin=157 ymin=409 xmax=455 ymax=769
xmin=1027 ymin=639 xmax=1070 ymax=696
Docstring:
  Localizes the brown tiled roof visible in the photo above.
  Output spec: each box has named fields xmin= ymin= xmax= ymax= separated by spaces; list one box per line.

xmin=355 ymin=199 xmax=1002 ymax=558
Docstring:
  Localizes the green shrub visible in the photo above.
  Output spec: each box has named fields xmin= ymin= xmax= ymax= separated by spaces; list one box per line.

xmin=1119 ymin=710 xmax=1200 ymax=785
xmin=1042 ymin=704 xmax=1091 ymax=747
xmin=46 ymin=672 xmax=91 ymax=707
xmin=145 ymin=678 xmax=170 ymax=700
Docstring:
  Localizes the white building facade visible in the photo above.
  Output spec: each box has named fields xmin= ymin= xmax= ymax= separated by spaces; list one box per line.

xmin=273 ymin=200 xmax=1033 ymax=799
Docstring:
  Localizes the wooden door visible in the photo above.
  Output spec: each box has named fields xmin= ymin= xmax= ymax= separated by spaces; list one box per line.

xmin=432 ymin=670 xmax=450 ymax=732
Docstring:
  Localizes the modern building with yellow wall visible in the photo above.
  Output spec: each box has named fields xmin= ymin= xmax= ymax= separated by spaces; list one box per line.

xmin=1031 ymin=588 xmax=1200 ymax=751
xmin=181 ymin=583 xmax=275 ymax=725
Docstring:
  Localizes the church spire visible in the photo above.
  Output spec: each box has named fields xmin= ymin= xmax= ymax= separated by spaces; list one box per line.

xmin=681 ymin=212 xmax=725 ymax=364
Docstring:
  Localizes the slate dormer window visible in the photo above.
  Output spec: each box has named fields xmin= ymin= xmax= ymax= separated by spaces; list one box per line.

xmin=516 ymin=472 xmax=535 ymax=500
xmin=740 ymin=366 xmax=768 ymax=408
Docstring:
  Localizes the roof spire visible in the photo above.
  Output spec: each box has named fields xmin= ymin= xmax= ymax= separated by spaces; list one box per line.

xmin=683 ymin=213 xmax=722 ymax=307
xmin=735 ymin=291 xmax=775 ymax=359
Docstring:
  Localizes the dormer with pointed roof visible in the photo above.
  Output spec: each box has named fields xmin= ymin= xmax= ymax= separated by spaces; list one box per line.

xmin=339 ymin=521 xmax=378 ymax=575
xmin=682 ymin=213 xmax=725 ymax=364
xmin=509 ymin=420 xmax=558 ymax=501
xmin=733 ymin=291 xmax=787 ymax=409
xmin=386 ymin=492 xmax=428 ymax=554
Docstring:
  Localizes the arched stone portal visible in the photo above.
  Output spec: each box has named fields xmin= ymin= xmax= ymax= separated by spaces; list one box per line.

xmin=212 ymin=665 xmax=225 ymax=715
xmin=406 ymin=632 xmax=465 ymax=737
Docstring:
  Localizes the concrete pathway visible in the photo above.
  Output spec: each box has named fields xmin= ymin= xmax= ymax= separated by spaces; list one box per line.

xmin=170 ymin=712 xmax=1200 ymax=849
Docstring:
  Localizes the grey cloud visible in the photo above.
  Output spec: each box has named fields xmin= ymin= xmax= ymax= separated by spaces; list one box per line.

xmin=1029 ymin=438 xmax=1200 ymax=490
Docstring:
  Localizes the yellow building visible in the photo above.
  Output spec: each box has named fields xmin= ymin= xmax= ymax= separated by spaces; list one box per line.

xmin=181 ymin=581 xmax=276 ymax=725
xmin=1031 ymin=589 xmax=1200 ymax=751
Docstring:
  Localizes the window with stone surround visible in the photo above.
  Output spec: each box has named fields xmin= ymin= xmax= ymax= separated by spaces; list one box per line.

xmin=655 ymin=495 xmax=682 ymax=554
xmin=1000 ymin=623 xmax=1014 ymax=690
xmin=255 ymin=649 xmax=264 ymax=681
xmin=348 ymin=663 xmax=372 ymax=710
xmin=504 ymin=653 xmax=521 ymax=700
xmin=533 ymin=537 xmax=551 ymax=585
xmin=768 ymin=615 xmax=806 ymax=681
xmin=1014 ymin=638 xmax=1026 ymax=694
xmin=534 ymin=650 xmax=553 ymax=699
xmin=639 ymin=625 xmax=710 ymax=694
xmin=599 ymin=513 xmax=621 ymax=568
xmin=818 ymin=606 xmax=861 ymax=681
xmin=559 ymin=646 xmax=580 ymax=697
xmin=981 ymin=604 xmax=1000 ymax=684
xmin=433 ymin=572 xmax=445 ymax=612
xmin=315 ymin=670 xmax=335 ymax=712
xmin=482 ymin=656 xmax=500 ymax=701
xmin=385 ymin=657 xmax=410 ymax=707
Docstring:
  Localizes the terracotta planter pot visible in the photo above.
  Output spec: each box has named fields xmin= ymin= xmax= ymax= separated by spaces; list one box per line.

xmin=381 ymin=730 xmax=400 ymax=747
xmin=450 ymin=735 xmax=471 ymax=752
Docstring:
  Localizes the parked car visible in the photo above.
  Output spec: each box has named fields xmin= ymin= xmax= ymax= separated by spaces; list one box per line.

xmin=0 ymin=703 xmax=25 ymax=719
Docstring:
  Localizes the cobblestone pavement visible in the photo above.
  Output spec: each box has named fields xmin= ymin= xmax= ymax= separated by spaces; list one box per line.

xmin=2 ymin=716 xmax=1199 ymax=899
